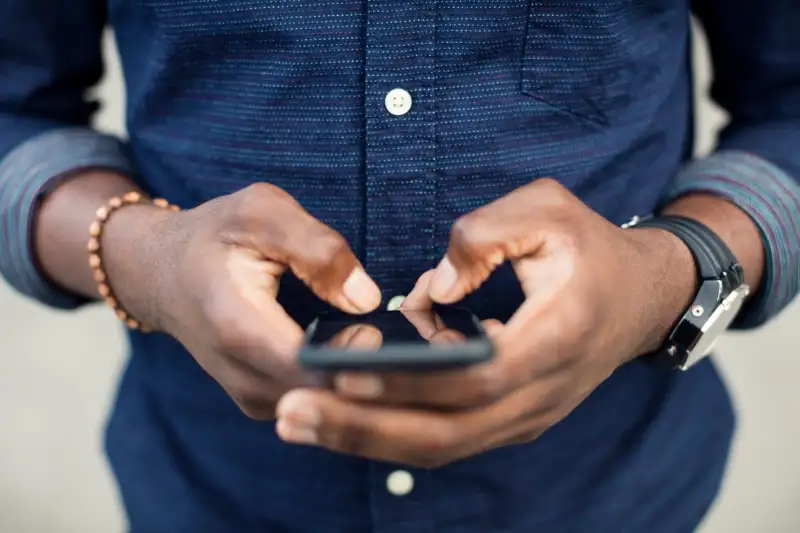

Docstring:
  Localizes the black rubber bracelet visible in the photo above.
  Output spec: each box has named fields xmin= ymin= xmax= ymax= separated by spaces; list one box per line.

xmin=664 ymin=216 xmax=742 ymax=290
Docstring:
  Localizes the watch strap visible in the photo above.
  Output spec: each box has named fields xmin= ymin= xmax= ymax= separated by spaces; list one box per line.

xmin=627 ymin=214 xmax=746 ymax=370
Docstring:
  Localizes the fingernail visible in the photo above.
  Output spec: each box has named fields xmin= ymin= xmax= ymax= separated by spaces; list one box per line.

xmin=276 ymin=392 xmax=321 ymax=445
xmin=429 ymin=257 xmax=459 ymax=302
xmin=335 ymin=373 xmax=384 ymax=399
xmin=276 ymin=418 xmax=319 ymax=445
xmin=343 ymin=267 xmax=381 ymax=312
xmin=276 ymin=391 xmax=321 ymax=427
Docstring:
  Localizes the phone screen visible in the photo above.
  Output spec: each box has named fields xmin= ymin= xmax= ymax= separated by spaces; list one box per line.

xmin=301 ymin=307 xmax=493 ymax=371
xmin=307 ymin=307 xmax=484 ymax=348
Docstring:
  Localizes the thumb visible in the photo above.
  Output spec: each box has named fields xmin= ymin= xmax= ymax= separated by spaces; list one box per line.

xmin=336 ymin=265 xmax=383 ymax=314
xmin=427 ymin=189 xmax=548 ymax=304
xmin=259 ymin=211 xmax=381 ymax=314
xmin=229 ymin=183 xmax=382 ymax=314
xmin=428 ymin=247 xmax=508 ymax=305
xmin=270 ymin=213 xmax=382 ymax=314
xmin=428 ymin=256 xmax=464 ymax=304
xmin=290 ymin=248 xmax=381 ymax=315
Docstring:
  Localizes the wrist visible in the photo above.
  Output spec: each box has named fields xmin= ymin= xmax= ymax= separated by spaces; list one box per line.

xmin=34 ymin=170 xmax=143 ymax=300
xmin=625 ymin=226 xmax=697 ymax=356
xmin=101 ymin=202 xmax=179 ymax=331
xmin=621 ymin=192 xmax=765 ymax=357
xmin=625 ymin=210 xmax=757 ymax=369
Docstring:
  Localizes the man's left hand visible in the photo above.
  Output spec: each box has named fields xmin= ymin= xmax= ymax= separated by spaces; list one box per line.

xmin=276 ymin=178 xmax=697 ymax=467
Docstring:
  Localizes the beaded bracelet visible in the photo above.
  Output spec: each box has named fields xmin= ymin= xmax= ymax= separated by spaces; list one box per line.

xmin=87 ymin=191 xmax=180 ymax=332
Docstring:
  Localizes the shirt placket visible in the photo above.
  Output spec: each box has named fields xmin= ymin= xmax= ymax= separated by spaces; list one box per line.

xmin=362 ymin=0 xmax=438 ymax=301
xmin=368 ymin=463 xmax=436 ymax=533
xmin=362 ymin=1 xmax=438 ymax=532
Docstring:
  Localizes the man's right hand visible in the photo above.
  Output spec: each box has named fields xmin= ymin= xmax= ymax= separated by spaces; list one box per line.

xmin=99 ymin=182 xmax=382 ymax=420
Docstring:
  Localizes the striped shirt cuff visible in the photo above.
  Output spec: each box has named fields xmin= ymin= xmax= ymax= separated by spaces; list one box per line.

xmin=0 ymin=128 xmax=137 ymax=309
xmin=660 ymin=150 xmax=800 ymax=329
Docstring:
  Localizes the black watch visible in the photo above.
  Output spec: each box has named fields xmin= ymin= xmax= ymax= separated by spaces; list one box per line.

xmin=622 ymin=214 xmax=750 ymax=370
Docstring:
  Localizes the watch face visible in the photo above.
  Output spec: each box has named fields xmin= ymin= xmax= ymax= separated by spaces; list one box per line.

xmin=682 ymin=285 xmax=750 ymax=369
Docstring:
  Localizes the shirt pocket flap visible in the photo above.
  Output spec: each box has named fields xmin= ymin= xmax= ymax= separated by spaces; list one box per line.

xmin=521 ymin=4 xmax=639 ymax=126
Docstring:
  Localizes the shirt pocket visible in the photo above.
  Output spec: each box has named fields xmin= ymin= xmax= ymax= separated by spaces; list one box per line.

xmin=521 ymin=3 xmax=641 ymax=126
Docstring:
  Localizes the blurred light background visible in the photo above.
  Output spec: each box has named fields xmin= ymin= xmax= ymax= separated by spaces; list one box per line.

xmin=0 ymin=23 xmax=798 ymax=533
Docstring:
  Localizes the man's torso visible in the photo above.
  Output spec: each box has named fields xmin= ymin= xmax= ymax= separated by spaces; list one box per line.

xmin=102 ymin=2 xmax=736 ymax=531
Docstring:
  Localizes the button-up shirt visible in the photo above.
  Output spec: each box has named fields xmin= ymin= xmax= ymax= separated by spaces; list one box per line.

xmin=1 ymin=1 xmax=798 ymax=532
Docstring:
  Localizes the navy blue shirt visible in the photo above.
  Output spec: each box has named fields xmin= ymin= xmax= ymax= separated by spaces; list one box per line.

xmin=1 ymin=1 xmax=799 ymax=532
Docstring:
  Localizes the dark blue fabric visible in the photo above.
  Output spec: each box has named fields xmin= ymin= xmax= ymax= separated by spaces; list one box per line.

xmin=110 ymin=333 xmax=736 ymax=533
xmin=7 ymin=1 xmax=800 ymax=531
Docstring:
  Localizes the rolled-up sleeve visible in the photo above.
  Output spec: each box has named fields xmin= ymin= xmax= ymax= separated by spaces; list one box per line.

xmin=661 ymin=1 xmax=800 ymax=329
xmin=0 ymin=1 xmax=136 ymax=309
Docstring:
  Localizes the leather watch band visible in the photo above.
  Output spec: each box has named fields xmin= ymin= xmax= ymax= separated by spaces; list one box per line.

xmin=626 ymin=214 xmax=748 ymax=370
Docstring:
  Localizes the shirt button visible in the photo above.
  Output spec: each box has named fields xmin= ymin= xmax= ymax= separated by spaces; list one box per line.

xmin=385 ymin=88 xmax=412 ymax=116
xmin=386 ymin=470 xmax=414 ymax=496
xmin=386 ymin=295 xmax=406 ymax=311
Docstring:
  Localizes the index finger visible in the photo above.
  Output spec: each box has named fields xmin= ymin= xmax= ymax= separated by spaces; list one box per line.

xmin=209 ymin=284 xmax=307 ymax=385
xmin=400 ymin=270 xmax=435 ymax=310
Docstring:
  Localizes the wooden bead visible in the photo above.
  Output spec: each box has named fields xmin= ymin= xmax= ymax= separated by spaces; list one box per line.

xmin=87 ymin=238 xmax=100 ymax=252
xmin=89 ymin=253 xmax=101 ymax=268
xmin=105 ymin=297 xmax=117 ymax=308
xmin=123 ymin=191 xmax=142 ymax=203
xmin=89 ymin=221 xmax=101 ymax=238
xmin=97 ymin=283 xmax=111 ymax=297
xmin=108 ymin=196 xmax=123 ymax=209
xmin=116 ymin=309 xmax=128 ymax=321
xmin=153 ymin=198 xmax=169 ymax=208
xmin=96 ymin=206 xmax=109 ymax=221
xmin=93 ymin=269 xmax=106 ymax=283
xmin=126 ymin=319 xmax=140 ymax=329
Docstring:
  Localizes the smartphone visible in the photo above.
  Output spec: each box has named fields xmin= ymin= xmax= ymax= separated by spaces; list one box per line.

xmin=299 ymin=307 xmax=494 ymax=372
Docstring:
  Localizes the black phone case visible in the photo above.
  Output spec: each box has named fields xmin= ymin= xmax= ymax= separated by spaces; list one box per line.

xmin=298 ymin=311 xmax=494 ymax=372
